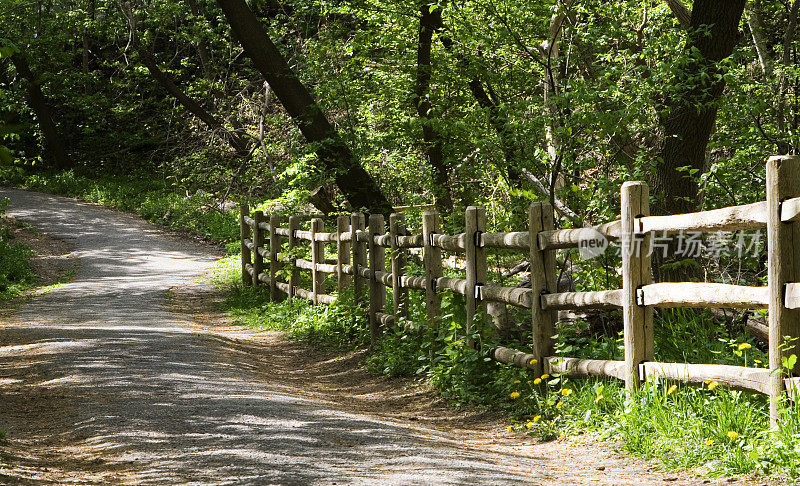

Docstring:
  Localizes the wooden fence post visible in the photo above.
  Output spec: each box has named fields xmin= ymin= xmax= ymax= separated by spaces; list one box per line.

xmin=288 ymin=215 xmax=299 ymax=299
xmin=252 ymin=210 xmax=265 ymax=286
xmin=351 ymin=213 xmax=366 ymax=305
xmin=465 ymin=206 xmax=487 ymax=347
xmin=422 ymin=210 xmax=442 ymax=328
xmin=767 ymin=155 xmax=800 ymax=425
xmin=530 ymin=202 xmax=557 ymax=376
xmin=621 ymin=181 xmax=654 ymax=392
xmin=311 ymin=218 xmax=324 ymax=305
xmin=368 ymin=214 xmax=386 ymax=345
xmin=390 ymin=212 xmax=409 ymax=321
xmin=269 ymin=214 xmax=282 ymax=301
xmin=239 ymin=203 xmax=252 ymax=286
xmin=337 ymin=215 xmax=351 ymax=294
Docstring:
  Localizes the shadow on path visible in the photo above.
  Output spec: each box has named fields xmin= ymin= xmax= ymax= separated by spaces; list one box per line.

xmin=0 ymin=188 xmax=557 ymax=485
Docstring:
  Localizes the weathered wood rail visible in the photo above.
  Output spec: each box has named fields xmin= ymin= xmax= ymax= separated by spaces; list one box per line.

xmin=241 ymin=155 xmax=800 ymax=424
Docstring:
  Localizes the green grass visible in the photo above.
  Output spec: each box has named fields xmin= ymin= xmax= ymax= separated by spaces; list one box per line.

xmin=0 ymin=199 xmax=34 ymax=301
xmin=221 ymin=285 xmax=369 ymax=349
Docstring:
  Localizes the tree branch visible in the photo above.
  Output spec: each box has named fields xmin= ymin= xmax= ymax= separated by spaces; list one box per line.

xmin=120 ymin=0 xmax=250 ymax=155
xmin=520 ymin=168 xmax=586 ymax=225
xmin=663 ymin=0 xmax=691 ymax=28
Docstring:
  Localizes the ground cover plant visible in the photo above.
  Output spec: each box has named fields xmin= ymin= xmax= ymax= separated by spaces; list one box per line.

xmin=0 ymin=197 xmax=33 ymax=301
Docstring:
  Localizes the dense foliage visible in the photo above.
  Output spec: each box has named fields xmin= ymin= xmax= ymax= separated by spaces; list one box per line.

xmin=1 ymin=0 xmax=794 ymax=221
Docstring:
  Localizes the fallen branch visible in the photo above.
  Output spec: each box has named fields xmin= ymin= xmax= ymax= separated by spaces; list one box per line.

xmin=502 ymin=260 xmax=530 ymax=277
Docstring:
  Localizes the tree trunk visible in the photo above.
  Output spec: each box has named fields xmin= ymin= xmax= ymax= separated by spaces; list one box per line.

xmin=653 ymin=0 xmax=747 ymax=215
xmin=746 ymin=1 xmax=772 ymax=78
xmin=436 ymin=31 xmax=522 ymax=184
xmin=541 ymin=10 xmax=566 ymax=187
xmin=744 ymin=0 xmax=798 ymax=154
xmin=415 ymin=4 xmax=453 ymax=213
xmin=10 ymin=52 xmax=73 ymax=170
xmin=663 ymin=0 xmax=691 ymax=28
xmin=215 ymin=0 xmax=393 ymax=215
xmin=137 ymin=47 xmax=250 ymax=155
xmin=775 ymin=1 xmax=799 ymax=151
xmin=81 ymin=0 xmax=93 ymax=73
xmin=435 ymin=19 xmax=582 ymax=222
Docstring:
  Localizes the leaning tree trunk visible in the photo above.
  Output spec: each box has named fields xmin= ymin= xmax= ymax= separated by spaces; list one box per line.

xmin=435 ymin=23 xmax=521 ymax=185
xmin=653 ymin=0 xmax=747 ymax=216
xmin=136 ymin=46 xmax=250 ymax=155
xmin=215 ymin=0 xmax=393 ymax=215
xmin=10 ymin=52 xmax=73 ymax=170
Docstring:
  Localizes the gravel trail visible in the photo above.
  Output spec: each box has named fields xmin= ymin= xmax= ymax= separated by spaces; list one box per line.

xmin=0 ymin=188 xmax=738 ymax=485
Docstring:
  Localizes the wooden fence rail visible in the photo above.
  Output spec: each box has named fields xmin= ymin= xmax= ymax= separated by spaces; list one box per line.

xmin=240 ymin=155 xmax=800 ymax=424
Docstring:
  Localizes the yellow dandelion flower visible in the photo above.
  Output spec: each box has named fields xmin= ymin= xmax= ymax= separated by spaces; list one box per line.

xmin=595 ymin=395 xmax=604 ymax=403
xmin=667 ymin=384 xmax=678 ymax=395
xmin=541 ymin=374 xmax=550 ymax=380
xmin=507 ymin=425 xmax=513 ymax=432
xmin=527 ymin=380 xmax=532 ymax=384
xmin=738 ymin=343 xmax=752 ymax=351
xmin=533 ymin=378 xmax=542 ymax=385
xmin=529 ymin=358 xmax=537 ymax=365
xmin=558 ymin=432 xmax=565 ymax=438
xmin=707 ymin=381 xmax=719 ymax=391
xmin=561 ymin=388 xmax=573 ymax=396
xmin=754 ymin=359 xmax=762 ymax=364
xmin=556 ymin=401 xmax=564 ymax=408
xmin=526 ymin=421 xmax=533 ymax=429
xmin=533 ymin=415 xmax=542 ymax=423
xmin=727 ymin=430 xmax=739 ymax=440
xmin=510 ymin=391 xmax=520 ymax=399
xmin=514 ymin=380 xmax=521 ymax=384
xmin=705 ymin=439 xmax=714 ymax=446
xmin=704 ymin=380 xmax=711 ymax=385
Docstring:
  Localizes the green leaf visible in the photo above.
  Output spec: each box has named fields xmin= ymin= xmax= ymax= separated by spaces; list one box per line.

xmin=0 ymin=39 xmax=19 ymax=58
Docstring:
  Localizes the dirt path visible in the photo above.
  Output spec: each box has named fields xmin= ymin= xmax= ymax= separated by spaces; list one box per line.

xmin=0 ymin=188 xmax=771 ymax=485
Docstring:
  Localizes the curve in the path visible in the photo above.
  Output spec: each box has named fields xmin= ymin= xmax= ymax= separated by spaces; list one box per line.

xmin=0 ymin=188 xmax=544 ymax=485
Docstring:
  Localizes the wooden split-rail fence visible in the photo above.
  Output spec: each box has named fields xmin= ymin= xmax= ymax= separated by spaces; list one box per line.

xmin=241 ymin=155 xmax=800 ymax=424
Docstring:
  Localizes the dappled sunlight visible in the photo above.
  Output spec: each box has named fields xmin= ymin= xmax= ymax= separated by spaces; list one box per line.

xmin=0 ymin=339 xmax=100 ymax=357
xmin=0 ymin=321 xmax=547 ymax=483
xmin=0 ymin=188 xmax=549 ymax=484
